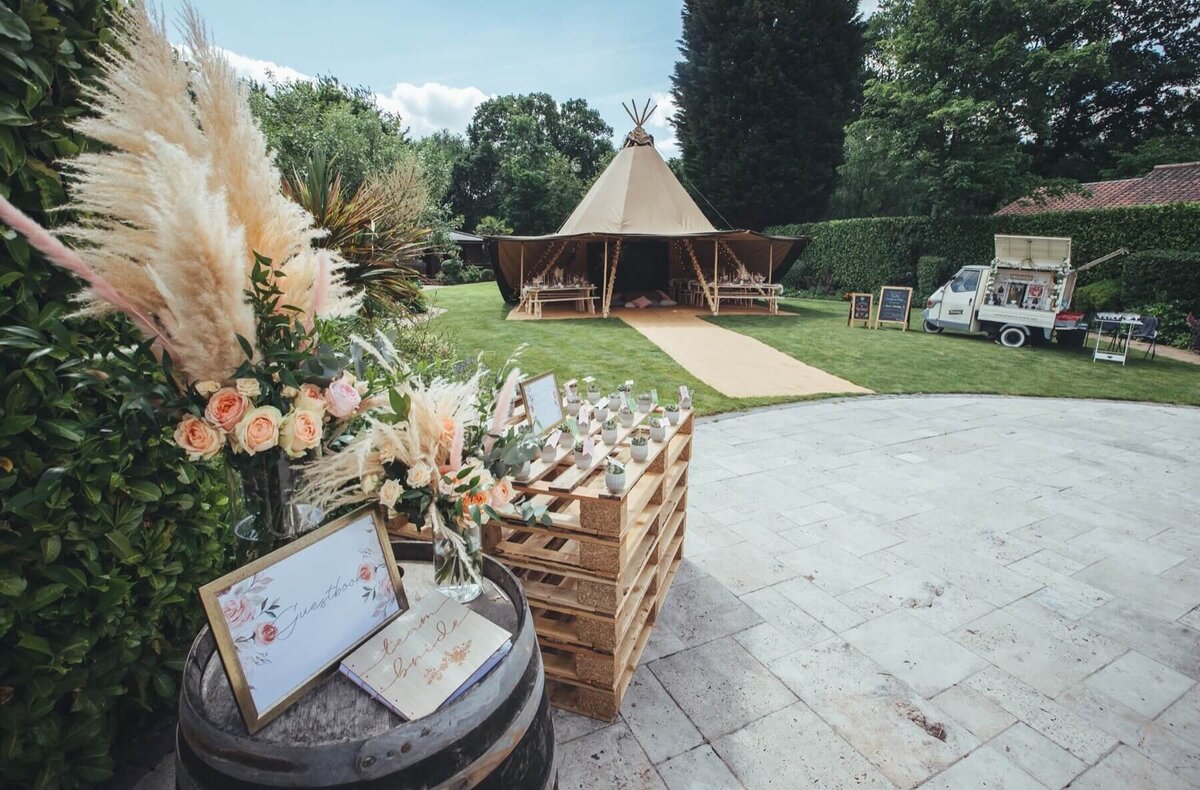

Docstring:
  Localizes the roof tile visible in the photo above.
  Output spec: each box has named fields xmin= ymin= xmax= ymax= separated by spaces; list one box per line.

xmin=994 ymin=162 xmax=1200 ymax=215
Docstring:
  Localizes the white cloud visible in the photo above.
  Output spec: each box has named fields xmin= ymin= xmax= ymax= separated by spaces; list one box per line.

xmin=210 ymin=47 xmax=488 ymax=137
xmin=373 ymin=82 xmax=489 ymax=137
xmin=640 ymin=91 xmax=679 ymax=159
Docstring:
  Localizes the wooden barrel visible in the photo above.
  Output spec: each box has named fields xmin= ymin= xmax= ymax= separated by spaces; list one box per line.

xmin=175 ymin=541 xmax=555 ymax=789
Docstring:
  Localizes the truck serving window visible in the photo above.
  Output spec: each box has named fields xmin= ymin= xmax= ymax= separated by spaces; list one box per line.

xmin=950 ymin=270 xmax=980 ymax=293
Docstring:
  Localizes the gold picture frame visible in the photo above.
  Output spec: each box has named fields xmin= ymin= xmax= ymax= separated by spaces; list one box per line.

xmin=519 ymin=370 xmax=567 ymax=437
xmin=199 ymin=505 xmax=407 ymax=734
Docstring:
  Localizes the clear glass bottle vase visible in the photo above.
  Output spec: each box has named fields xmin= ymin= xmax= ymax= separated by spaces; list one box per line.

xmin=432 ymin=514 xmax=483 ymax=603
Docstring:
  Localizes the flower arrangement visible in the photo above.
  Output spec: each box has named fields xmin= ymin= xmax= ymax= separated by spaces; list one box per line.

xmin=300 ymin=353 xmax=547 ymax=601
xmin=0 ymin=6 xmax=369 ymax=541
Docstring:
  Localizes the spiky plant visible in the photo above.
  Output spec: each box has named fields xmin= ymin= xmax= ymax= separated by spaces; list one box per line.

xmin=284 ymin=148 xmax=430 ymax=317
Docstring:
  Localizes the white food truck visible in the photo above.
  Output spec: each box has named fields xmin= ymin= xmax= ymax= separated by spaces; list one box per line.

xmin=921 ymin=234 xmax=1089 ymax=348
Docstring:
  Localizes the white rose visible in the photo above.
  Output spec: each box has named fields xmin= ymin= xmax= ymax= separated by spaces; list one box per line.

xmin=406 ymin=464 xmax=433 ymax=488
xmin=378 ymin=479 xmax=402 ymax=509
xmin=235 ymin=377 xmax=261 ymax=399
xmin=194 ymin=380 xmax=222 ymax=397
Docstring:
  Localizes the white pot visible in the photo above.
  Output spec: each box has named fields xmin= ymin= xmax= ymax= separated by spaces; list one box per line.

xmin=575 ymin=452 xmax=592 ymax=470
xmin=650 ymin=425 xmax=666 ymax=442
xmin=631 ymin=443 xmax=648 ymax=462
xmin=608 ymin=395 xmax=622 ymax=410
xmin=602 ymin=428 xmax=618 ymax=444
xmin=517 ymin=460 xmax=532 ymax=480
xmin=637 ymin=397 xmax=652 ymax=413
xmin=541 ymin=445 xmax=556 ymax=463
xmin=566 ymin=401 xmax=581 ymax=416
xmin=595 ymin=407 xmax=609 ymax=423
xmin=619 ymin=413 xmax=634 ymax=427
xmin=666 ymin=410 xmax=680 ymax=425
xmin=588 ymin=388 xmax=602 ymax=404
xmin=605 ymin=471 xmax=626 ymax=493
xmin=558 ymin=432 xmax=574 ymax=448
xmin=680 ymin=397 xmax=692 ymax=410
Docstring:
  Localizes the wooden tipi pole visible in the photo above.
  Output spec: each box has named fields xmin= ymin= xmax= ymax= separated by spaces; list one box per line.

xmin=603 ymin=238 xmax=623 ymax=317
xmin=681 ymin=240 xmax=717 ymax=313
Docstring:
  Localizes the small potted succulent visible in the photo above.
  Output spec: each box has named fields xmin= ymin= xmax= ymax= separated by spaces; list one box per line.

xmin=605 ymin=459 xmax=626 ymax=493
xmin=573 ymin=439 xmax=593 ymax=470
xmin=541 ymin=438 xmax=557 ymax=463
xmin=517 ymin=459 xmax=533 ymax=480
xmin=618 ymin=404 xmax=635 ymax=428
xmin=584 ymin=377 xmax=602 ymax=404
xmin=601 ymin=417 xmax=618 ymax=444
xmin=594 ymin=403 xmax=610 ymax=424
xmin=630 ymin=433 xmax=649 ymax=462
xmin=664 ymin=401 xmax=680 ymax=425
xmin=636 ymin=392 xmax=653 ymax=413
xmin=559 ymin=428 xmax=575 ymax=448
xmin=649 ymin=418 xmax=667 ymax=443
xmin=607 ymin=391 xmax=622 ymax=411
xmin=679 ymin=387 xmax=692 ymax=411
xmin=565 ymin=392 xmax=582 ymax=416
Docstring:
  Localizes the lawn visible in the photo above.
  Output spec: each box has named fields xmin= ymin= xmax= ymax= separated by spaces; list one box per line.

xmin=427 ymin=284 xmax=1200 ymax=413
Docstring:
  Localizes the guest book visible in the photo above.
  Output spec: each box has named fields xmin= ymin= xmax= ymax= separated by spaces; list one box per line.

xmin=340 ymin=592 xmax=511 ymax=720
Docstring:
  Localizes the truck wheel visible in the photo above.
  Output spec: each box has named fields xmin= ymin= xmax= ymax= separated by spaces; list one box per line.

xmin=923 ymin=320 xmax=944 ymax=334
xmin=998 ymin=326 xmax=1027 ymax=348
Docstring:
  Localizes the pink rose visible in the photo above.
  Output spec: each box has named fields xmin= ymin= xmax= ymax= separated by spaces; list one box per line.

xmin=221 ymin=594 xmax=255 ymax=628
xmin=324 ymin=376 xmax=361 ymax=418
xmin=279 ymin=408 xmax=323 ymax=458
xmin=358 ymin=563 xmax=374 ymax=582
xmin=253 ymin=622 xmax=278 ymax=644
xmin=173 ymin=416 xmax=225 ymax=460
xmin=234 ymin=406 xmax=282 ymax=454
xmin=294 ymin=383 xmax=327 ymax=416
xmin=204 ymin=387 xmax=250 ymax=432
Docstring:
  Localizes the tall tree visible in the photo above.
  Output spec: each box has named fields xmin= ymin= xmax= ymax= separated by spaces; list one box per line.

xmin=844 ymin=0 xmax=1200 ymax=217
xmin=671 ymin=0 xmax=865 ymax=228
xmin=450 ymin=93 xmax=614 ymax=234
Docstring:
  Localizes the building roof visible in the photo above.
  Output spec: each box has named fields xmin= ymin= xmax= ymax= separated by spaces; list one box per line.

xmin=994 ymin=161 xmax=1200 ymax=216
xmin=449 ymin=230 xmax=483 ymax=243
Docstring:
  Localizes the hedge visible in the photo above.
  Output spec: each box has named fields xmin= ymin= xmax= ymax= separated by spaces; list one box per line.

xmin=916 ymin=256 xmax=954 ymax=302
xmin=0 ymin=4 xmax=234 ymax=787
xmin=771 ymin=203 xmax=1200 ymax=304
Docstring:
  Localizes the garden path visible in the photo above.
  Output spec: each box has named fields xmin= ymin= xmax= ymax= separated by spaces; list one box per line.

xmin=617 ymin=307 xmax=871 ymax=397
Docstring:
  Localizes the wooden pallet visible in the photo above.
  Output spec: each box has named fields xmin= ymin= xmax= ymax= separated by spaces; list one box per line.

xmin=389 ymin=407 xmax=694 ymax=720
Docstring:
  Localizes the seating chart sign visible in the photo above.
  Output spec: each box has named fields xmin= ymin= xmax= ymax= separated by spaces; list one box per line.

xmin=520 ymin=371 xmax=566 ymax=437
xmin=875 ymin=286 xmax=913 ymax=330
xmin=848 ymin=293 xmax=873 ymax=327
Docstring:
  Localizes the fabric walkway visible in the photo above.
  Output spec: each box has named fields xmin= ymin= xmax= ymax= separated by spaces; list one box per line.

xmin=617 ymin=308 xmax=872 ymax=398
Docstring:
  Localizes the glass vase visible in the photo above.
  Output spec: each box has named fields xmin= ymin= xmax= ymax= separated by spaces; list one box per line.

xmin=432 ymin=516 xmax=483 ymax=603
xmin=228 ymin=452 xmax=303 ymax=554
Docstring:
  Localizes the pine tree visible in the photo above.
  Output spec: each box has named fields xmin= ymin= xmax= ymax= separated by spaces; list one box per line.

xmin=671 ymin=0 xmax=865 ymax=228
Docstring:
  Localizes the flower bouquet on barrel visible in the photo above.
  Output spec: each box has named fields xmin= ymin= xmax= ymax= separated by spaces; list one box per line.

xmin=300 ymin=352 xmax=549 ymax=602
xmin=0 ymin=7 xmax=379 ymax=545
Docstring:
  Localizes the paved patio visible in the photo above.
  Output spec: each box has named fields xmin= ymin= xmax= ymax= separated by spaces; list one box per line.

xmin=555 ymin=395 xmax=1200 ymax=789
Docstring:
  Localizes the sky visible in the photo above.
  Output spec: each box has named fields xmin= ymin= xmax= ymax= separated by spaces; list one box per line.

xmin=162 ymin=1 xmax=878 ymax=159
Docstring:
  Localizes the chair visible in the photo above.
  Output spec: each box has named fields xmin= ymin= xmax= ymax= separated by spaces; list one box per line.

xmin=1131 ymin=315 xmax=1159 ymax=359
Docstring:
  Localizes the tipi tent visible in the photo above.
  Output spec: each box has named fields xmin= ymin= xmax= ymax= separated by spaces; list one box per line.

xmin=487 ymin=101 xmax=807 ymax=315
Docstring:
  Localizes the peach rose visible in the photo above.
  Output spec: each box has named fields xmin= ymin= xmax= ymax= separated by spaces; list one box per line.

xmin=406 ymin=463 xmax=434 ymax=489
xmin=358 ymin=563 xmax=374 ymax=582
xmin=221 ymin=593 xmax=255 ymax=628
xmin=490 ymin=477 xmax=514 ymax=509
xmin=324 ymin=376 xmax=362 ymax=418
xmin=279 ymin=408 xmax=323 ymax=458
xmin=174 ymin=416 xmax=225 ymax=461
xmin=253 ymin=622 xmax=278 ymax=645
xmin=234 ymin=406 xmax=282 ymax=454
xmin=378 ymin=479 xmax=402 ymax=509
xmin=295 ymin=383 xmax=326 ymax=416
xmin=204 ymin=387 xmax=250 ymax=432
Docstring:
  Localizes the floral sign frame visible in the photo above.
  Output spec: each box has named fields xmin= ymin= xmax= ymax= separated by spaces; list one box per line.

xmin=199 ymin=506 xmax=407 ymax=733
xmin=519 ymin=371 xmax=566 ymax=438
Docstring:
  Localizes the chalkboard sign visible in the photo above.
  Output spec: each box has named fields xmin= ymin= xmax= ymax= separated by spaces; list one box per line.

xmin=875 ymin=286 xmax=912 ymax=331
xmin=847 ymin=293 xmax=873 ymax=327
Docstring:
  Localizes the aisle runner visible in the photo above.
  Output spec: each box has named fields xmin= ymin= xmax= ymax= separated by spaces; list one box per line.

xmin=618 ymin=309 xmax=872 ymax=398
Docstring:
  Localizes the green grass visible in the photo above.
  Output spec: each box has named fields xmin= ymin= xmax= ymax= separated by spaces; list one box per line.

xmin=427 ymin=284 xmax=1200 ymax=414
xmin=425 ymin=284 xmax=792 ymax=416
xmin=714 ymin=299 xmax=1200 ymax=407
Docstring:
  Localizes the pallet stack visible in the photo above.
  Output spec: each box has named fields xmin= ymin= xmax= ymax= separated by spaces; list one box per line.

xmin=390 ymin=404 xmax=692 ymax=719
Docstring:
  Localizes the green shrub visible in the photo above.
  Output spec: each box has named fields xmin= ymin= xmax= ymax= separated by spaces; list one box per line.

xmin=916 ymin=256 xmax=955 ymax=300
xmin=1071 ymin=279 xmax=1123 ymax=313
xmin=774 ymin=216 xmax=927 ymax=292
xmin=0 ymin=4 xmax=233 ymax=786
xmin=439 ymin=258 xmax=493 ymax=285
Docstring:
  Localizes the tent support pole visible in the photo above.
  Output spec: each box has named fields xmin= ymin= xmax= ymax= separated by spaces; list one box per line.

xmin=712 ymin=239 xmax=719 ymax=315
xmin=768 ymin=243 xmax=774 ymax=283
xmin=518 ymin=245 xmax=526 ymax=312
xmin=604 ymin=238 xmax=623 ymax=317
xmin=602 ymin=239 xmax=609 ymax=317
xmin=682 ymin=240 xmax=717 ymax=314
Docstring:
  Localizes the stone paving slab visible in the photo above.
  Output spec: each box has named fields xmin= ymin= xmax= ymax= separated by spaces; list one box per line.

xmin=136 ymin=395 xmax=1200 ymax=790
